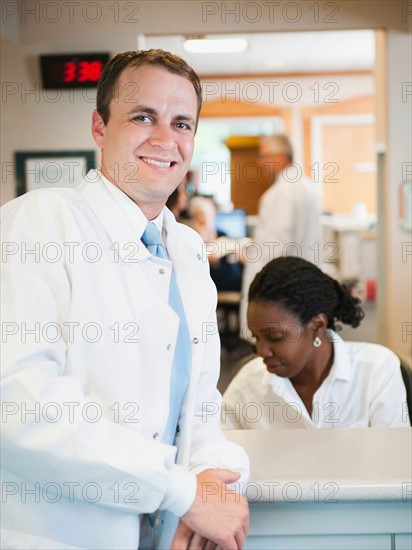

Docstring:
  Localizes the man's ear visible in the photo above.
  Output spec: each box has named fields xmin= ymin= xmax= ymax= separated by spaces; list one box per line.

xmin=91 ymin=110 xmax=105 ymax=148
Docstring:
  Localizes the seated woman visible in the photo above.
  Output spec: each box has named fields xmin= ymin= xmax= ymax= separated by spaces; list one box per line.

xmin=222 ymin=257 xmax=407 ymax=429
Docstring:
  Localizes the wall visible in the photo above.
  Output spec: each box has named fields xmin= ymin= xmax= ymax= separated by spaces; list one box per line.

xmin=0 ymin=0 xmax=411 ymax=361
xmin=385 ymin=29 xmax=412 ymax=363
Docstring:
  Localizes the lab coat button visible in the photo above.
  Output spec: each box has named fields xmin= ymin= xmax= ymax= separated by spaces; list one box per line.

xmin=192 ymin=337 xmax=199 ymax=344
xmin=159 ymin=268 xmax=165 ymax=275
xmin=167 ymin=344 xmax=172 ymax=351
xmin=153 ymin=432 xmax=160 ymax=440
xmin=197 ymin=253 xmax=202 ymax=260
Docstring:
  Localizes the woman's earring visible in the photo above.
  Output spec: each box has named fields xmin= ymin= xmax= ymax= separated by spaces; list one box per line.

xmin=313 ymin=336 xmax=322 ymax=348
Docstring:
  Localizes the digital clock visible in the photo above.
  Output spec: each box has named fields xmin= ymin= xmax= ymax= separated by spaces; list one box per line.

xmin=40 ymin=53 xmax=110 ymax=89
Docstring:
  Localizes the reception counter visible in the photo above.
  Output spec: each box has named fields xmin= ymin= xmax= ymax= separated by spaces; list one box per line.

xmin=226 ymin=428 xmax=412 ymax=549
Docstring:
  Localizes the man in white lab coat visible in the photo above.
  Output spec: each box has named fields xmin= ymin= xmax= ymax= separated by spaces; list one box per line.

xmin=239 ymin=134 xmax=323 ymax=339
xmin=1 ymin=50 xmax=249 ymax=550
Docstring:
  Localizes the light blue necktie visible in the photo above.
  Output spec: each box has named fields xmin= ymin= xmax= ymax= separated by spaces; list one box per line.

xmin=141 ymin=222 xmax=191 ymax=445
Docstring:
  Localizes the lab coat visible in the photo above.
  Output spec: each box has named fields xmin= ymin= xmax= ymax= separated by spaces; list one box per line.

xmin=0 ymin=170 xmax=249 ymax=549
xmin=239 ymin=173 xmax=323 ymax=338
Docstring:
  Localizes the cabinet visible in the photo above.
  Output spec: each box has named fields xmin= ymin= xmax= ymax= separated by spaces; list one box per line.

xmin=245 ymin=502 xmax=411 ymax=549
xmin=224 ymin=136 xmax=271 ymax=215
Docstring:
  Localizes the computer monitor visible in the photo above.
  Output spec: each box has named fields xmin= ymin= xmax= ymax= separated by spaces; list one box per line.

xmin=215 ymin=209 xmax=247 ymax=239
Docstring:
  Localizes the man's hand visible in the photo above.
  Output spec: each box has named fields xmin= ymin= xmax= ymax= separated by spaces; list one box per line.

xmin=171 ymin=468 xmax=249 ymax=550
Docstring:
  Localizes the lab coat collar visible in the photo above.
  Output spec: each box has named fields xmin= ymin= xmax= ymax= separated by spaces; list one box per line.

xmin=79 ymin=169 xmax=177 ymax=263
xmin=99 ymin=171 xmax=166 ymax=239
xmin=79 ymin=170 xmax=204 ymax=325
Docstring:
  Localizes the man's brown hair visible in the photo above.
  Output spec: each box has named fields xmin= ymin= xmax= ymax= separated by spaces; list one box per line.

xmin=96 ymin=49 xmax=203 ymax=126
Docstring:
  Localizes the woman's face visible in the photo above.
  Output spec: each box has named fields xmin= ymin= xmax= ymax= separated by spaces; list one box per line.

xmin=247 ymin=300 xmax=318 ymax=379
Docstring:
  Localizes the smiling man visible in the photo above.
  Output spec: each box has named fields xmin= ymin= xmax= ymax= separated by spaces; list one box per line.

xmin=1 ymin=50 xmax=249 ymax=550
xmin=92 ymin=59 xmax=199 ymax=218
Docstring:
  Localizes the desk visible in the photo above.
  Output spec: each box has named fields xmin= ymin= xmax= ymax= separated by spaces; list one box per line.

xmin=226 ymin=428 xmax=412 ymax=549
xmin=322 ymin=214 xmax=376 ymax=281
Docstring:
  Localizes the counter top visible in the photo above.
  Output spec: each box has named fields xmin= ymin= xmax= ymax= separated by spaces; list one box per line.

xmin=321 ymin=213 xmax=377 ymax=231
xmin=226 ymin=428 xmax=412 ymax=503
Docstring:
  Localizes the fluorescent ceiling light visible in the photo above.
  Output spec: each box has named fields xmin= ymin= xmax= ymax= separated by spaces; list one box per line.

xmin=263 ymin=59 xmax=284 ymax=70
xmin=183 ymin=38 xmax=248 ymax=54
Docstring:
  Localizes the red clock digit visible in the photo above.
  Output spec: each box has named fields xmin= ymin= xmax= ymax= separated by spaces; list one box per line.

xmin=63 ymin=61 xmax=76 ymax=83
xmin=77 ymin=61 xmax=89 ymax=82
xmin=89 ymin=61 xmax=102 ymax=81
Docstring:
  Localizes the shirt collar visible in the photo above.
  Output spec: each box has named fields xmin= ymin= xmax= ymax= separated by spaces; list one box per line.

xmin=100 ymin=172 xmax=165 ymax=240
xmin=328 ymin=330 xmax=352 ymax=382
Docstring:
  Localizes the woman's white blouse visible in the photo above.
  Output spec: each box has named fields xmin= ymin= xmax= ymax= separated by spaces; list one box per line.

xmin=222 ymin=332 xmax=408 ymax=429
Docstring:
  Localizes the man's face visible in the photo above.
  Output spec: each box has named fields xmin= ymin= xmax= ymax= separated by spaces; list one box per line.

xmin=258 ymin=142 xmax=286 ymax=182
xmin=92 ymin=64 xmax=197 ymax=217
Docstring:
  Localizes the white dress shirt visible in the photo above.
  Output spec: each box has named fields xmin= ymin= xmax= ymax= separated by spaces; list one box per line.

xmin=222 ymin=332 xmax=408 ymax=429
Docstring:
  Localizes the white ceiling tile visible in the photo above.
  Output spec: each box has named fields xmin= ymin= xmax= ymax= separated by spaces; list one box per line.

xmin=143 ymin=30 xmax=375 ymax=75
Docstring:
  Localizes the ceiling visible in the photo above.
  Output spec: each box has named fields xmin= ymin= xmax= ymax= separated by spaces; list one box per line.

xmin=141 ymin=30 xmax=375 ymax=76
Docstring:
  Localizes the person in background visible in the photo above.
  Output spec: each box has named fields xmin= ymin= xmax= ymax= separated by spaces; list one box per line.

xmin=239 ymin=134 xmax=322 ymax=337
xmin=189 ymin=196 xmax=247 ymax=292
xmin=1 ymin=50 xmax=249 ymax=550
xmin=166 ymin=172 xmax=191 ymax=222
xmin=222 ymin=257 xmax=407 ymax=430
xmin=189 ymin=196 xmax=217 ymax=243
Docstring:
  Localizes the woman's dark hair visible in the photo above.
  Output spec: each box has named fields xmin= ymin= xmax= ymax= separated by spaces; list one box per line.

xmin=248 ymin=256 xmax=365 ymax=331
xmin=96 ymin=49 xmax=203 ymax=126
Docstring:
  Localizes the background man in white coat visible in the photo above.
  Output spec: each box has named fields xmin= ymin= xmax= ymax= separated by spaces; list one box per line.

xmin=1 ymin=50 xmax=249 ymax=550
xmin=239 ymin=134 xmax=323 ymax=339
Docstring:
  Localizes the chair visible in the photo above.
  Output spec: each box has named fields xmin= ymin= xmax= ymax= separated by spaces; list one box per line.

xmin=217 ymin=291 xmax=242 ymax=351
xmin=400 ymin=363 xmax=412 ymax=426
